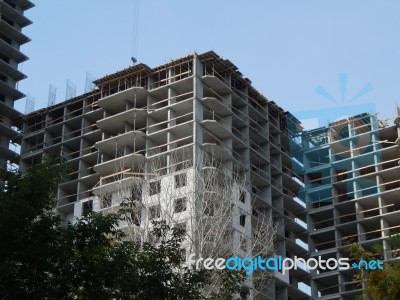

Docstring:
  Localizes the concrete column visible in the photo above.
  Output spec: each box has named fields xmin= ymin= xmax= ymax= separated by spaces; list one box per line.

xmin=193 ymin=55 xmax=203 ymax=153
xmin=192 ymin=55 xmax=204 ymax=257
xmin=311 ymin=278 xmax=319 ymax=298
xmin=167 ymin=84 xmax=177 ymax=172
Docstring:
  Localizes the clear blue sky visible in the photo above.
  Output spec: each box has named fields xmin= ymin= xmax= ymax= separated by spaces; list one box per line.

xmin=17 ymin=0 xmax=400 ymax=126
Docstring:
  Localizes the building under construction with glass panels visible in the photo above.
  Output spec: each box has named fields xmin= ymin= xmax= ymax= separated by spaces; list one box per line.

xmin=288 ymin=110 xmax=400 ymax=299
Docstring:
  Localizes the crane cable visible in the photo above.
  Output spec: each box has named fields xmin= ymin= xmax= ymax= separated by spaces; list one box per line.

xmin=131 ymin=0 xmax=141 ymax=64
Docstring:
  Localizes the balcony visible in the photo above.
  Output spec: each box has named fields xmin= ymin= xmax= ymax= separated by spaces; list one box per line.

xmin=0 ymin=80 xmax=24 ymax=100
xmin=94 ymin=152 xmax=146 ymax=176
xmin=0 ymin=38 xmax=28 ymax=63
xmin=201 ymin=97 xmax=231 ymax=117
xmin=149 ymin=75 xmax=193 ymax=96
xmin=1 ymin=1 xmax=33 ymax=27
xmin=95 ymin=131 xmax=146 ymax=157
xmin=146 ymin=119 xmax=193 ymax=146
xmin=92 ymin=172 xmax=144 ymax=196
xmin=96 ymin=108 xmax=148 ymax=134
xmin=0 ymin=143 xmax=19 ymax=163
xmin=201 ymin=119 xmax=232 ymax=140
xmin=79 ymin=172 xmax=100 ymax=189
xmin=202 ymin=75 xmax=231 ymax=95
xmin=0 ymin=58 xmax=26 ymax=81
xmin=6 ymin=0 xmax=34 ymax=10
xmin=98 ymin=86 xmax=147 ymax=113
xmin=0 ymin=100 xmax=22 ymax=120
xmin=0 ymin=117 xmax=20 ymax=140
xmin=202 ymin=143 xmax=233 ymax=162
xmin=0 ymin=19 xmax=30 ymax=44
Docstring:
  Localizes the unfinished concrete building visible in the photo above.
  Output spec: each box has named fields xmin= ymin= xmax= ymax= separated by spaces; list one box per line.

xmin=0 ymin=0 xmax=33 ymax=168
xmin=18 ymin=51 xmax=311 ymax=300
xmin=289 ymin=111 xmax=400 ymax=299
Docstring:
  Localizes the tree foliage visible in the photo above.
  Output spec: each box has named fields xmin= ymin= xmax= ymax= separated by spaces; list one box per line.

xmin=0 ymin=158 xmax=246 ymax=299
xmin=347 ymin=233 xmax=400 ymax=300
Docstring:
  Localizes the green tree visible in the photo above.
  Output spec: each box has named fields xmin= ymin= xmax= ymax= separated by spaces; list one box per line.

xmin=0 ymin=158 xmax=246 ymax=299
xmin=348 ymin=235 xmax=400 ymax=300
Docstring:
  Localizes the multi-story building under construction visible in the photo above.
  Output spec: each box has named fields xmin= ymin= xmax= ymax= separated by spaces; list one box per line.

xmin=14 ymin=49 xmax=400 ymax=299
xmin=17 ymin=51 xmax=311 ymax=300
xmin=288 ymin=110 xmax=400 ymax=299
xmin=0 ymin=0 xmax=33 ymax=168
